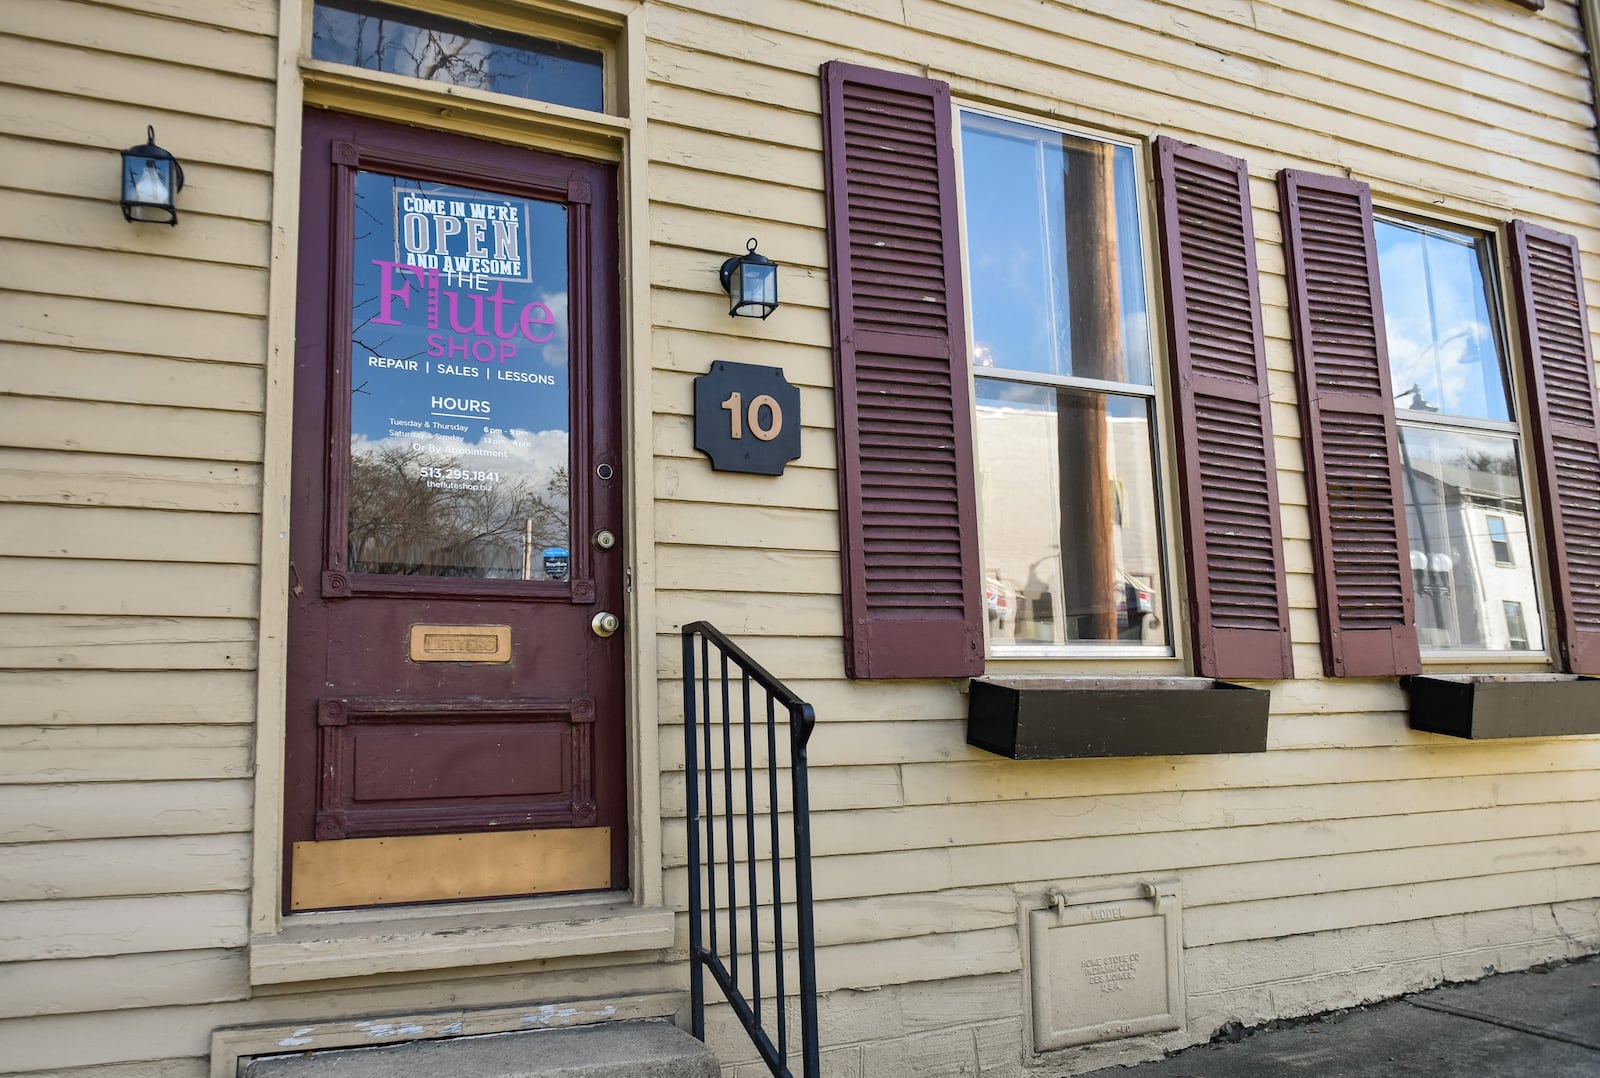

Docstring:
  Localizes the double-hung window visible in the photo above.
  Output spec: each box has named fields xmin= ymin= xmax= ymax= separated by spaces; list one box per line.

xmin=1373 ymin=218 xmax=1545 ymax=655
xmin=821 ymin=63 xmax=1292 ymax=681
xmin=1280 ymin=169 xmax=1600 ymax=677
xmin=956 ymin=112 xmax=1170 ymax=656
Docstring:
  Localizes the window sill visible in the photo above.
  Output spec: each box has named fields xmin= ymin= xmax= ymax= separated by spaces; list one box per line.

xmin=249 ymin=893 xmax=675 ymax=985
xmin=988 ymin=643 xmax=1176 ymax=662
xmin=966 ymin=676 xmax=1270 ymax=759
xmin=1404 ymin=674 xmax=1600 ymax=739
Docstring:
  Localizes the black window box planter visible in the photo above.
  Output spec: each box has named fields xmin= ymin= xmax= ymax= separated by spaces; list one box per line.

xmin=966 ymin=677 xmax=1271 ymax=760
xmin=1404 ymin=674 xmax=1600 ymax=739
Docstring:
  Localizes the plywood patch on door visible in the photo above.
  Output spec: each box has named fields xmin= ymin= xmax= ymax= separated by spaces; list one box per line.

xmin=290 ymin=827 xmax=610 ymax=910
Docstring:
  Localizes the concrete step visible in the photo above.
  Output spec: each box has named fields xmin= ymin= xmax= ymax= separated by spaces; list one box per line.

xmin=238 ymin=1019 xmax=720 ymax=1078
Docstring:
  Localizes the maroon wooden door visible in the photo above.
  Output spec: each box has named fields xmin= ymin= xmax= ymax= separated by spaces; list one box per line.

xmin=284 ymin=110 xmax=625 ymax=912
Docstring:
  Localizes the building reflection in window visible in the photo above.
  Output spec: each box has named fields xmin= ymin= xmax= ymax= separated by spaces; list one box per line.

xmin=959 ymin=110 xmax=1169 ymax=653
xmin=1377 ymin=217 xmax=1545 ymax=653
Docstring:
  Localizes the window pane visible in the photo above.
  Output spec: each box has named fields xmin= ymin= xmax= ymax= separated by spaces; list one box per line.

xmin=960 ymin=114 xmax=1153 ymax=386
xmin=313 ymin=0 xmax=604 ymax=112
xmin=1374 ymin=219 xmax=1511 ymax=421
xmin=1486 ymin=515 xmax=1512 ymax=564
xmin=974 ymin=379 xmax=1169 ymax=648
xmin=1503 ymin=601 xmax=1530 ymax=650
xmin=347 ymin=172 xmax=571 ymax=579
xmin=1398 ymin=424 xmax=1543 ymax=651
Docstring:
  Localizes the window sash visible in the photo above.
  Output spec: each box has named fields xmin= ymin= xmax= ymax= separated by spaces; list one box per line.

xmin=957 ymin=108 xmax=1174 ymax=659
xmin=1395 ymin=419 xmax=1546 ymax=655
xmin=1375 ymin=218 xmax=1547 ymax=657
xmin=972 ymin=375 xmax=1172 ymax=654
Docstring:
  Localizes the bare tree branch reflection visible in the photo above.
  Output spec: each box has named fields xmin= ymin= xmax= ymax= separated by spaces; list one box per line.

xmin=349 ymin=443 xmax=568 ymax=577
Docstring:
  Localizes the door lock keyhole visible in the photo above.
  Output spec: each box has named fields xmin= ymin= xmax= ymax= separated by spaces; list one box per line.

xmin=593 ymin=528 xmax=617 ymax=551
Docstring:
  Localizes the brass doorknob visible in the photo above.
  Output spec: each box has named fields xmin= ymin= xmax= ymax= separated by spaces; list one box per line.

xmin=592 ymin=611 xmax=621 ymax=637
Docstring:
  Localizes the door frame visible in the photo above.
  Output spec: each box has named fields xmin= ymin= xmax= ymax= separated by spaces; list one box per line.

xmin=247 ymin=0 xmax=662 ymax=969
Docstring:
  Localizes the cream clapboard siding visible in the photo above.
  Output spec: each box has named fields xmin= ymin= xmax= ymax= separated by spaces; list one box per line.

xmin=0 ymin=0 xmax=276 ymax=1065
xmin=645 ymin=0 xmax=1600 ymax=1068
xmin=0 ymin=2 xmax=676 ymax=1072
xmin=1 ymin=0 xmax=1598 ymax=1075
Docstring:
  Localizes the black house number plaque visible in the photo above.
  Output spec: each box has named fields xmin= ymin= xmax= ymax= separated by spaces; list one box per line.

xmin=693 ymin=361 xmax=802 ymax=476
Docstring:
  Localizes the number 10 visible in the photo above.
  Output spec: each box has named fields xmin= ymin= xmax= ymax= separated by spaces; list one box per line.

xmin=720 ymin=391 xmax=783 ymax=441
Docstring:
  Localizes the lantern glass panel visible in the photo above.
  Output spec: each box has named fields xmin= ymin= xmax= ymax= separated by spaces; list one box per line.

xmin=122 ymin=154 xmax=177 ymax=223
xmin=741 ymin=261 xmax=776 ymax=311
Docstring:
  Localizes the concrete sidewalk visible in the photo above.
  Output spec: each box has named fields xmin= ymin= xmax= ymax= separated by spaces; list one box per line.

xmin=1098 ymin=954 xmax=1600 ymax=1076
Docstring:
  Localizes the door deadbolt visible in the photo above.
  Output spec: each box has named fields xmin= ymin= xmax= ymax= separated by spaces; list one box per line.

xmin=592 ymin=611 xmax=621 ymax=637
xmin=593 ymin=528 xmax=617 ymax=551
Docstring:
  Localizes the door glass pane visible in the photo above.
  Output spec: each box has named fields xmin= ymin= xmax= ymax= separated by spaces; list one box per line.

xmin=313 ymin=0 xmax=604 ymax=112
xmin=974 ymin=379 xmax=1169 ymax=648
xmin=347 ymin=171 xmax=571 ymax=579
xmin=1398 ymin=424 xmax=1543 ymax=651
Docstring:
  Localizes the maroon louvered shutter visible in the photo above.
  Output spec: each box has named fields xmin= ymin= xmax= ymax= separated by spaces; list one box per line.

xmin=1507 ymin=221 xmax=1600 ymax=674
xmin=820 ymin=62 xmax=983 ymax=679
xmin=1151 ymin=138 xmax=1293 ymax=680
xmin=1277 ymin=170 xmax=1420 ymax=677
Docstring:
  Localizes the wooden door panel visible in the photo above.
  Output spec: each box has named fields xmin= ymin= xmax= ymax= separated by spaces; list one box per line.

xmin=347 ymin=728 xmax=567 ymax=802
xmin=316 ymin=696 xmax=592 ymax=840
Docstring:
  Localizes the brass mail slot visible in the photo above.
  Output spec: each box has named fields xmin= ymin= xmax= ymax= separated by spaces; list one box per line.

xmin=409 ymin=624 xmax=512 ymax=663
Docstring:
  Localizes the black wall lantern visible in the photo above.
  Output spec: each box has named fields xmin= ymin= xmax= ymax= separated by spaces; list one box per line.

xmin=719 ymin=237 xmax=779 ymax=319
xmin=121 ymin=126 xmax=184 ymax=226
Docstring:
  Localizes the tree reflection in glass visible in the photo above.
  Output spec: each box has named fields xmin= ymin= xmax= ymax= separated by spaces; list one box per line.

xmin=312 ymin=0 xmax=604 ymax=112
xmin=348 ymin=446 xmax=568 ymax=578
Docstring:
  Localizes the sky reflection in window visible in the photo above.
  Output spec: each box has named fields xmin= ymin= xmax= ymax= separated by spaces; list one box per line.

xmin=1375 ymin=220 xmax=1511 ymax=421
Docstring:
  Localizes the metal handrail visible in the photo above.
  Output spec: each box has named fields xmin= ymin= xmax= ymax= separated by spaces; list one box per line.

xmin=682 ymin=621 xmax=819 ymax=1078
